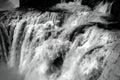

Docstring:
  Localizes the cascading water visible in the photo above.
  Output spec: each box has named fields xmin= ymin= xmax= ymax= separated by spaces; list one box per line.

xmin=0 ymin=1 xmax=120 ymax=80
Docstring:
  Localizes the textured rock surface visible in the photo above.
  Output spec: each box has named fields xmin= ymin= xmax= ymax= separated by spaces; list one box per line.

xmin=0 ymin=1 xmax=120 ymax=80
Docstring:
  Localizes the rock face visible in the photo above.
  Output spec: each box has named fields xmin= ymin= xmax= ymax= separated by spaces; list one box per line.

xmin=0 ymin=0 xmax=19 ymax=11
xmin=0 ymin=1 xmax=120 ymax=80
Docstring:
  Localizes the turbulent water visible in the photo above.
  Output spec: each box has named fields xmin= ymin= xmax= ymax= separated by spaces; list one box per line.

xmin=0 ymin=1 xmax=120 ymax=80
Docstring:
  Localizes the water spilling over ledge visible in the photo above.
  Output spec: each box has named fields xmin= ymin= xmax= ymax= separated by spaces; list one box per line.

xmin=0 ymin=1 xmax=120 ymax=80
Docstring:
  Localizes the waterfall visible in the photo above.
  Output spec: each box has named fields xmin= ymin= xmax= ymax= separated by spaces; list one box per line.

xmin=0 ymin=1 xmax=120 ymax=80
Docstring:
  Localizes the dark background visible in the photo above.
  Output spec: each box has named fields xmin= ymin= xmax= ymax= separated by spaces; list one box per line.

xmin=0 ymin=0 xmax=120 ymax=20
xmin=19 ymin=0 xmax=120 ymax=19
xmin=20 ymin=0 xmax=75 ymax=8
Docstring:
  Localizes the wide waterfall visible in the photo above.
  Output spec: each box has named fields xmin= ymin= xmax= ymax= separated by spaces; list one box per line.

xmin=0 ymin=1 xmax=120 ymax=80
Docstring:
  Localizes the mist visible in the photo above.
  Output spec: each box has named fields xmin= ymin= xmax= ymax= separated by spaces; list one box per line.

xmin=0 ymin=63 xmax=23 ymax=80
